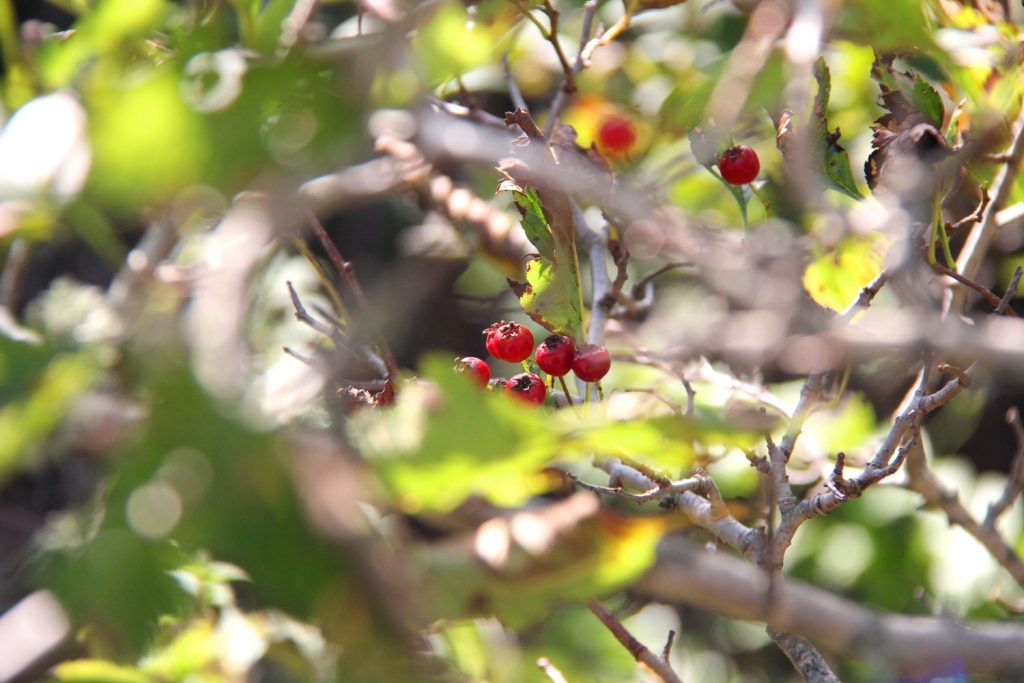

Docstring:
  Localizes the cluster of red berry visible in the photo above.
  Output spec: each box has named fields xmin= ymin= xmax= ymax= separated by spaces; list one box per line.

xmin=455 ymin=321 xmax=610 ymax=407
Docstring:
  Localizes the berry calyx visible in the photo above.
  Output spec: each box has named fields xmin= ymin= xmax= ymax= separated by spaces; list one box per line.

xmin=483 ymin=321 xmax=534 ymax=363
xmin=597 ymin=115 xmax=637 ymax=157
xmin=535 ymin=334 xmax=576 ymax=377
xmin=717 ymin=145 xmax=760 ymax=185
xmin=572 ymin=344 xmax=611 ymax=382
xmin=505 ymin=372 xmax=547 ymax=406
xmin=455 ymin=357 xmax=490 ymax=388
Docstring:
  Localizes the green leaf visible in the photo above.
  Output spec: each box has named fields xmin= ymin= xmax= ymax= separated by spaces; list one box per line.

xmin=803 ymin=233 xmax=888 ymax=312
xmin=352 ymin=354 xmax=556 ymax=512
xmin=38 ymin=0 xmax=166 ymax=88
xmin=509 ymin=188 xmax=583 ymax=341
xmin=870 ymin=55 xmax=945 ymax=129
xmin=54 ymin=660 xmax=152 ymax=683
xmin=812 ymin=57 xmax=864 ymax=200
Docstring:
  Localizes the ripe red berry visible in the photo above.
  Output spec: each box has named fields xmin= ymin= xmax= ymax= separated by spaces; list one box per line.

xmin=572 ymin=344 xmax=611 ymax=382
xmin=483 ymin=321 xmax=534 ymax=363
xmin=505 ymin=372 xmax=547 ymax=406
xmin=717 ymin=145 xmax=760 ymax=185
xmin=455 ymin=357 xmax=490 ymax=388
xmin=535 ymin=334 xmax=575 ymax=377
xmin=597 ymin=115 xmax=637 ymax=156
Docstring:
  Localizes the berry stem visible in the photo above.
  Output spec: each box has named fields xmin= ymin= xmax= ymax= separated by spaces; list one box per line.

xmin=596 ymin=380 xmax=604 ymax=402
xmin=522 ymin=360 xmax=532 ymax=374
xmin=585 ymin=382 xmax=591 ymax=414
xmin=558 ymin=375 xmax=575 ymax=406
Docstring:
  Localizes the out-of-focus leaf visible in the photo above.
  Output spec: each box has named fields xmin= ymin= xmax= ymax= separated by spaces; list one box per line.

xmin=0 ymin=351 xmax=100 ymax=482
xmin=417 ymin=509 xmax=671 ymax=627
xmin=811 ymin=58 xmax=863 ymax=200
xmin=832 ymin=0 xmax=938 ymax=53
xmin=802 ymin=233 xmax=888 ymax=312
xmin=61 ymin=201 xmax=127 ymax=267
xmin=415 ymin=4 xmax=496 ymax=84
xmin=661 ymin=69 xmax=720 ymax=134
xmin=506 ymin=188 xmax=583 ymax=341
xmin=352 ymin=355 xmax=555 ymax=512
xmin=806 ymin=392 xmax=878 ymax=455
xmin=53 ymin=660 xmax=152 ymax=683
xmin=0 ymin=335 xmax=56 ymax=401
xmin=39 ymin=0 xmax=166 ymax=88
xmin=88 ymin=70 xmax=210 ymax=209
xmin=139 ymin=620 xmax=219 ymax=678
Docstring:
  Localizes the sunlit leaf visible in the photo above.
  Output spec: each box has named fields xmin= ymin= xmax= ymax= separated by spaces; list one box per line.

xmin=415 ymin=4 xmax=497 ymax=84
xmin=88 ymin=69 xmax=210 ymax=209
xmin=802 ymin=233 xmax=888 ymax=312
xmin=352 ymin=355 xmax=555 ymax=512
xmin=507 ymin=188 xmax=583 ymax=341
xmin=53 ymin=660 xmax=152 ymax=683
xmin=39 ymin=0 xmax=166 ymax=88
xmin=0 ymin=351 xmax=101 ymax=482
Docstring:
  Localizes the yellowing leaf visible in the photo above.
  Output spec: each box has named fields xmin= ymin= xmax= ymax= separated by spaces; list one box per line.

xmin=803 ymin=234 xmax=888 ymax=313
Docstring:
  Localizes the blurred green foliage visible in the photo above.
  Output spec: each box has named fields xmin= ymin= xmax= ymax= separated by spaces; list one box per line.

xmin=0 ymin=0 xmax=1023 ymax=681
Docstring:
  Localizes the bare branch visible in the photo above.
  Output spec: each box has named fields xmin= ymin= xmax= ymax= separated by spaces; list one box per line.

xmin=639 ymin=537 xmax=1024 ymax=675
xmin=502 ymin=53 xmax=528 ymax=113
xmin=905 ymin=437 xmax=1024 ymax=589
xmin=586 ymin=600 xmax=684 ymax=683
xmin=767 ymin=628 xmax=841 ymax=683
xmin=952 ymin=106 xmax=1024 ymax=312
xmin=545 ymin=0 xmax=597 ymax=136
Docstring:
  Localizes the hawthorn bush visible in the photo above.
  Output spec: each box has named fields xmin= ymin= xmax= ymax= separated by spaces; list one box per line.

xmin=3 ymin=0 xmax=1024 ymax=682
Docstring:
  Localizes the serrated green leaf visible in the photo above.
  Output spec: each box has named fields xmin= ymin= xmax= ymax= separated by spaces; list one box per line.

xmin=812 ymin=57 xmax=864 ymax=200
xmin=516 ymin=187 xmax=556 ymax=261
xmin=908 ymin=76 xmax=944 ymax=128
xmin=511 ymin=189 xmax=583 ymax=341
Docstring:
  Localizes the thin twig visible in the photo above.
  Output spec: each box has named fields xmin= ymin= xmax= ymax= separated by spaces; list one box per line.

xmin=304 ymin=208 xmax=402 ymax=379
xmin=544 ymin=0 xmax=597 ymax=136
xmin=983 ymin=407 xmax=1024 ymax=530
xmin=586 ymin=600 xmax=684 ymax=683
xmin=931 ymin=261 xmax=1015 ymax=315
xmin=540 ymin=0 xmax=575 ymax=91
xmin=502 ymin=53 xmax=528 ymax=112
xmin=287 ymin=281 xmax=345 ymax=346
xmin=946 ymin=187 xmax=989 ymax=235
xmin=996 ymin=266 xmax=1023 ymax=315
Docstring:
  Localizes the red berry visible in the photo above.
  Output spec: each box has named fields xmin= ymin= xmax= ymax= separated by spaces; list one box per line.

xmin=717 ymin=145 xmax=760 ymax=185
xmin=535 ymin=334 xmax=575 ymax=377
xmin=572 ymin=344 xmax=611 ymax=382
xmin=597 ymin=115 xmax=637 ymax=156
xmin=455 ymin=357 xmax=490 ymax=388
xmin=483 ymin=321 xmax=534 ymax=363
xmin=505 ymin=372 xmax=547 ymax=406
